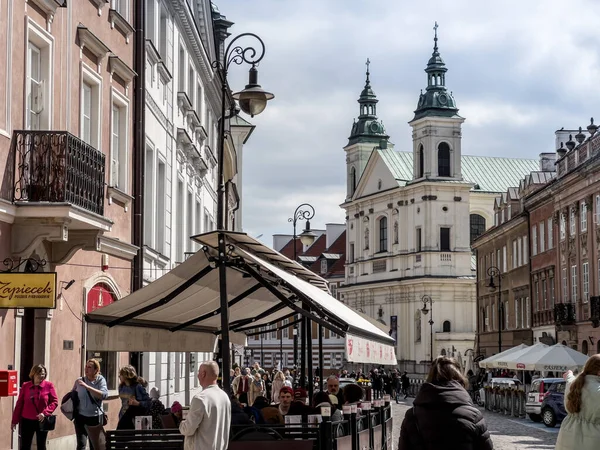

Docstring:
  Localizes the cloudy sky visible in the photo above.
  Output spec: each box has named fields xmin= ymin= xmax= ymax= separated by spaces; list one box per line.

xmin=217 ymin=0 xmax=600 ymax=246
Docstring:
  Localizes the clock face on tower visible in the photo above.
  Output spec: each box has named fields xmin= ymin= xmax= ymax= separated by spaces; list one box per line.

xmin=438 ymin=94 xmax=448 ymax=105
xmin=370 ymin=122 xmax=380 ymax=133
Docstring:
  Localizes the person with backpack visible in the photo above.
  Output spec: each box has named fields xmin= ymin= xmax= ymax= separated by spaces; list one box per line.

xmin=71 ymin=358 xmax=108 ymax=450
xmin=398 ymin=356 xmax=493 ymax=450
xmin=400 ymin=371 xmax=410 ymax=399
xmin=116 ymin=365 xmax=151 ymax=429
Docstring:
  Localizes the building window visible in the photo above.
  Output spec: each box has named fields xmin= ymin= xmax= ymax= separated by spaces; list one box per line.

xmin=282 ymin=319 xmax=289 ymax=339
xmin=442 ymin=321 xmax=451 ymax=332
xmin=542 ymin=279 xmax=547 ymax=309
xmin=505 ymin=301 xmax=509 ymax=330
xmin=112 ymin=0 xmax=128 ymax=19
xmin=110 ymin=91 xmax=129 ymax=190
xmin=512 ymin=240 xmax=518 ymax=269
xmin=562 ymin=267 xmax=568 ymax=303
xmin=418 ymin=144 xmax=424 ymax=178
xmin=485 ymin=306 xmax=490 ymax=331
xmin=560 ymin=213 xmax=566 ymax=240
xmin=470 ymin=214 xmax=486 ymax=244
xmin=176 ymin=180 xmax=184 ymax=262
xmin=156 ymin=160 xmax=166 ymax=254
xmin=532 ymin=225 xmax=537 ymax=256
xmin=492 ymin=303 xmax=496 ymax=331
xmin=550 ymin=277 xmax=555 ymax=307
xmin=379 ymin=217 xmax=388 ymax=252
xmin=583 ymin=262 xmax=589 ymax=303
xmin=27 ymin=43 xmax=43 ymax=130
xmin=26 ymin=23 xmax=53 ymax=131
xmin=415 ymin=310 xmax=421 ymax=342
xmin=534 ymin=280 xmax=539 ymax=311
xmin=178 ymin=44 xmax=186 ymax=92
xmin=570 ymin=208 xmax=576 ymax=236
xmin=349 ymin=166 xmax=356 ymax=196
xmin=547 ymin=218 xmax=553 ymax=249
xmin=515 ymin=298 xmax=520 ymax=329
xmin=80 ymin=67 xmax=102 ymax=148
xmin=159 ymin=4 xmax=168 ymax=60
xmin=596 ymin=195 xmax=600 ymax=224
xmin=507 ymin=204 xmax=512 ymax=220
xmin=571 ymin=265 xmax=578 ymax=302
xmin=320 ymin=259 xmax=328 ymax=274
xmin=187 ymin=190 xmax=194 ymax=253
xmin=526 ymin=297 xmax=531 ymax=328
xmin=416 ymin=227 xmax=422 ymax=252
xmin=440 ymin=227 xmax=450 ymax=252
xmin=502 ymin=246 xmax=507 ymax=273
xmin=438 ymin=142 xmax=451 ymax=177
xmin=349 ymin=243 xmax=354 ymax=263
xmin=523 ymin=235 xmax=529 ymax=262
xmin=581 ymin=202 xmax=588 ymax=232
xmin=539 ymin=223 xmax=545 ymax=253
xmin=144 ymin=144 xmax=155 ymax=247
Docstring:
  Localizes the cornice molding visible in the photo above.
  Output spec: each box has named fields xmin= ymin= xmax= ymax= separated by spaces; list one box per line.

xmin=108 ymin=9 xmax=134 ymax=43
xmin=108 ymin=54 xmax=136 ymax=85
xmin=77 ymin=26 xmax=111 ymax=62
xmin=28 ymin=0 xmax=64 ymax=24
xmin=97 ymin=235 xmax=139 ymax=261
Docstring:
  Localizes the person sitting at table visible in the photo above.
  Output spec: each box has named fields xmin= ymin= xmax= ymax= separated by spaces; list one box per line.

xmin=313 ymin=391 xmax=343 ymax=421
xmin=343 ymin=383 xmax=364 ymax=405
xmin=276 ymin=386 xmax=294 ymax=416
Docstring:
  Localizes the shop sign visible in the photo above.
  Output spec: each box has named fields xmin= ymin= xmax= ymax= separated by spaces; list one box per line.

xmin=0 ymin=272 xmax=57 ymax=308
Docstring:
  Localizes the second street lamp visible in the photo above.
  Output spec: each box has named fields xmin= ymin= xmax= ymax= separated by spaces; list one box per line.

xmin=288 ymin=203 xmax=316 ymax=387
xmin=487 ymin=266 xmax=503 ymax=354
xmin=421 ymin=295 xmax=434 ymax=363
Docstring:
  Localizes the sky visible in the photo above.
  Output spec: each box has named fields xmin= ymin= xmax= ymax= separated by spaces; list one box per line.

xmin=217 ymin=0 xmax=600 ymax=246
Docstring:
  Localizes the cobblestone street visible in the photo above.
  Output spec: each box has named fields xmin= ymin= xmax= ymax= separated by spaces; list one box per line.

xmin=391 ymin=399 xmax=558 ymax=449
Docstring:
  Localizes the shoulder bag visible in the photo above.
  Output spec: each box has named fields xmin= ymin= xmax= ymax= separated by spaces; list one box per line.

xmin=86 ymin=389 xmax=108 ymax=426
xmin=32 ymin=394 xmax=56 ymax=432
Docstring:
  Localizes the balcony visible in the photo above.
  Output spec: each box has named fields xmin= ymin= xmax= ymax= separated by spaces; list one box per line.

xmin=3 ymin=130 xmax=111 ymax=258
xmin=554 ymin=303 xmax=576 ymax=326
xmin=11 ymin=131 xmax=105 ymax=214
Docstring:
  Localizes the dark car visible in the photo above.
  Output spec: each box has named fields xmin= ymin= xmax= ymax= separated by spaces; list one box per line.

xmin=526 ymin=377 xmax=564 ymax=422
xmin=540 ymin=380 xmax=567 ymax=428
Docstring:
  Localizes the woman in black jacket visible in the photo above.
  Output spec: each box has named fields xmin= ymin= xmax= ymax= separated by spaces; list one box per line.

xmin=398 ymin=356 xmax=493 ymax=450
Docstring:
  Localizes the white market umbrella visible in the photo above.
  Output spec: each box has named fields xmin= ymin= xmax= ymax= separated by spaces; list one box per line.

xmin=506 ymin=344 xmax=589 ymax=372
xmin=486 ymin=343 xmax=549 ymax=370
xmin=478 ymin=343 xmax=529 ymax=369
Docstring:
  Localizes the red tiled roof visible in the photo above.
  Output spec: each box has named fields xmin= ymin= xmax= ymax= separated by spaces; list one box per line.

xmin=302 ymin=234 xmax=327 ymax=257
xmin=307 ymin=231 xmax=347 ymax=278
xmin=279 ymin=238 xmax=303 ymax=260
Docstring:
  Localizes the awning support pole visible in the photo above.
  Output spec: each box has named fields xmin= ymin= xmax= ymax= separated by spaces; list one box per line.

xmin=307 ymin=311 xmax=313 ymax=400
xmin=217 ymin=233 xmax=231 ymax=395
xmin=318 ymin=324 xmax=324 ymax=391
xmin=301 ymin=311 xmax=306 ymax=389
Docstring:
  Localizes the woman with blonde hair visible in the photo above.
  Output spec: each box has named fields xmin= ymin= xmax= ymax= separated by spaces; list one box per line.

xmin=555 ymin=354 xmax=600 ymax=450
xmin=398 ymin=356 xmax=493 ymax=450
xmin=249 ymin=372 xmax=266 ymax=406
xmin=72 ymin=358 xmax=108 ymax=450
xmin=271 ymin=370 xmax=286 ymax=404
xmin=116 ymin=365 xmax=151 ymax=430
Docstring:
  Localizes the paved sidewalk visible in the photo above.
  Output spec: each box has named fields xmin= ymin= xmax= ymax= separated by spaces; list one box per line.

xmin=391 ymin=398 xmax=558 ymax=449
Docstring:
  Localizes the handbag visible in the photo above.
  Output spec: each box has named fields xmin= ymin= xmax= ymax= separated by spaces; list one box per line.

xmin=86 ymin=389 xmax=108 ymax=426
xmin=31 ymin=396 xmax=56 ymax=431
xmin=60 ymin=391 xmax=77 ymax=421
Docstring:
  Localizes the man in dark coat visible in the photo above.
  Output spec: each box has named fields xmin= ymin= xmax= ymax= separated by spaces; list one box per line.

xmin=398 ymin=380 xmax=493 ymax=450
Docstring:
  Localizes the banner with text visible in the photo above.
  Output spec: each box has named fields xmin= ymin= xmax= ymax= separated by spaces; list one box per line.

xmin=345 ymin=333 xmax=397 ymax=366
xmin=0 ymin=272 xmax=57 ymax=308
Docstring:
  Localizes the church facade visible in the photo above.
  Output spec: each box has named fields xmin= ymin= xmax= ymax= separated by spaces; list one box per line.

xmin=338 ymin=27 xmax=540 ymax=374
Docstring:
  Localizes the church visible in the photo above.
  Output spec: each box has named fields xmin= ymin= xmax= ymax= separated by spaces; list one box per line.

xmin=338 ymin=25 xmax=540 ymax=374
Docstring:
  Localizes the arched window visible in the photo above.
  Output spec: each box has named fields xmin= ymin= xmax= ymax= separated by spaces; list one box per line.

xmin=415 ymin=310 xmax=422 ymax=343
xmin=438 ymin=142 xmax=451 ymax=177
xmin=350 ymin=167 xmax=356 ymax=195
xmin=582 ymin=340 xmax=589 ymax=355
xmin=442 ymin=321 xmax=451 ymax=332
xmin=418 ymin=144 xmax=424 ymax=178
xmin=470 ymin=214 xmax=486 ymax=244
xmin=441 ymin=349 xmax=447 ymax=356
xmin=379 ymin=217 xmax=388 ymax=252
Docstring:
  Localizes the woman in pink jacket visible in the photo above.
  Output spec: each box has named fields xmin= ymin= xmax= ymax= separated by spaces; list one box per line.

xmin=11 ymin=364 xmax=58 ymax=450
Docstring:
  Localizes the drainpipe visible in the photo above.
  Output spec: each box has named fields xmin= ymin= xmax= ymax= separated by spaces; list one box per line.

xmin=132 ymin=0 xmax=145 ymax=293
xmin=475 ymin=248 xmax=481 ymax=357
xmin=525 ymin=210 xmax=534 ymax=344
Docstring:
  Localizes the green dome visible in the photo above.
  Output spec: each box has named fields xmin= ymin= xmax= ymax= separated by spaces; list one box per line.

xmin=348 ymin=60 xmax=389 ymax=145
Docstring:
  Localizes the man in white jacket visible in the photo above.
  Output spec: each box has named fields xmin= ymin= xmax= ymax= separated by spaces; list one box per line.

xmin=180 ymin=361 xmax=231 ymax=450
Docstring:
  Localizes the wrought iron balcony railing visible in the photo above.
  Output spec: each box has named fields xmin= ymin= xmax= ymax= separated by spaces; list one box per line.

xmin=554 ymin=302 xmax=576 ymax=326
xmin=9 ymin=131 xmax=105 ymax=215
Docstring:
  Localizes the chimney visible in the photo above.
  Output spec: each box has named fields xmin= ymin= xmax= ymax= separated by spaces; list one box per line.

xmin=539 ymin=153 xmax=557 ymax=172
xmin=325 ymin=224 xmax=345 ymax=249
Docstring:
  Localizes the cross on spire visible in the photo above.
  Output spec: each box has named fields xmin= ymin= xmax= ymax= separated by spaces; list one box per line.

xmin=433 ymin=22 xmax=439 ymax=52
xmin=366 ymin=58 xmax=371 ymax=82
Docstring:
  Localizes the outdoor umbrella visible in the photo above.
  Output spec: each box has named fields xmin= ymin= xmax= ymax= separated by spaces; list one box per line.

xmin=505 ymin=344 xmax=589 ymax=372
xmin=488 ymin=343 xmax=549 ymax=370
xmin=478 ymin=343 xmax=529 ymax=369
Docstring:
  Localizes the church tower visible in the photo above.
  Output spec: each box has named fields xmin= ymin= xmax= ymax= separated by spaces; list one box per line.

xmin=344 ymin=60 xmax=389 ymax=201
xmin=409 ymin=23 xmax=464 ymax=182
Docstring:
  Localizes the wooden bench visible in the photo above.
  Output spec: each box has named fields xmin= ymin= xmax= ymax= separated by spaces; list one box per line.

xmin=106 ymin=429 xmax=184 ymax=450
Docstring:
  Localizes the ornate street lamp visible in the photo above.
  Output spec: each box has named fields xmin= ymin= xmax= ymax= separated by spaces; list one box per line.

xmin=487 ymin=266 xmax=503 ymax=354
xmin=288 ymin=203 xmax=316 ymax=388
xmin=421 ymin=295 xmax=435 ymax=363
xmin=211 ymin=33 xmax=273 ymax=394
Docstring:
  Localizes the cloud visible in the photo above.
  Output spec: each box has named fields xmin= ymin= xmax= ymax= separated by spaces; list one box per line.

xmin=217 ymin=0 xmax=600 ymax=245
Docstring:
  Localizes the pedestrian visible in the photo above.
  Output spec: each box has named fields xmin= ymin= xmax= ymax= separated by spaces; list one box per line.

xmin=149 ymin=387 xmax=166 ymax=429
xmin=72 ymin=358 xmax=109 ymax=450
xmin=180 ymin=361 xmax=231 ymax=450
xmin=398 ymin=356 xmax=493 ymax=450
xmin=11 ymin=364 xmax=58 ymax=450
xmin=234 ymin=368 xmax=251 ymax=405
xmin=400 ymin=371 xmax=410 ymax=399
xmin=555 ymin=354 xmax=600 ymax=450
xmin=116 ymin=365 xmax=151 ymax=429
xmin=276 ymin=386 xmax=294 ymax=417
xmin=248 ymin=373 xmax=265 ymax=406
xmin=271 ymin=371 xmax=285 ymax=404
xmin=262 ymin=373 xmax=272 ymax=402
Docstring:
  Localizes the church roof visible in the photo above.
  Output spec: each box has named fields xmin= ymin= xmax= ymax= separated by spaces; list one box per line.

xmin=378 ymin=149 xmax=540 ymax=194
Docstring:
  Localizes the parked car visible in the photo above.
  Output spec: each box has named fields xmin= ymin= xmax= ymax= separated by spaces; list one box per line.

xmin=526 ymin=378 xmax=564 ymax=422
xmin=540 ymin=381 xmax=567 ymax=427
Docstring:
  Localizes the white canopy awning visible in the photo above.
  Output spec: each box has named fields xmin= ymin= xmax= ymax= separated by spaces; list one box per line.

xmin=506 ymin=344 xmax=589 ymax=372
xmin=86 ymin=231 xmax=396 ymax=363
xmin=478 ymin=344 xmax=529 ymax=369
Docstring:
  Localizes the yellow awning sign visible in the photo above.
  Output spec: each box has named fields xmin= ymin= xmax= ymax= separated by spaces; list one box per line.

xmin=0 ymin=273 xmax=57 ymax=309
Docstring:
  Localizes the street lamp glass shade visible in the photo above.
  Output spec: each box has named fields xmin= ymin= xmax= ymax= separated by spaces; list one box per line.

xmin=232 ymin=65 xmax=274 ymax=117
xmin=421 ymin=304 xmax=429 ymax=315
xmin=299 ymin=229 xmax=317 ymax=246
xmin=488 ymin=276 xmax=497 ymax=293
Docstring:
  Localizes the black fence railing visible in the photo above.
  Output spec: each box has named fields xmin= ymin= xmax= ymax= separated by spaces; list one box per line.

xmin=554 ymin=302 xmax=576 ymax=326
xmin=9 ymin=130 xmax=105 ymax=215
